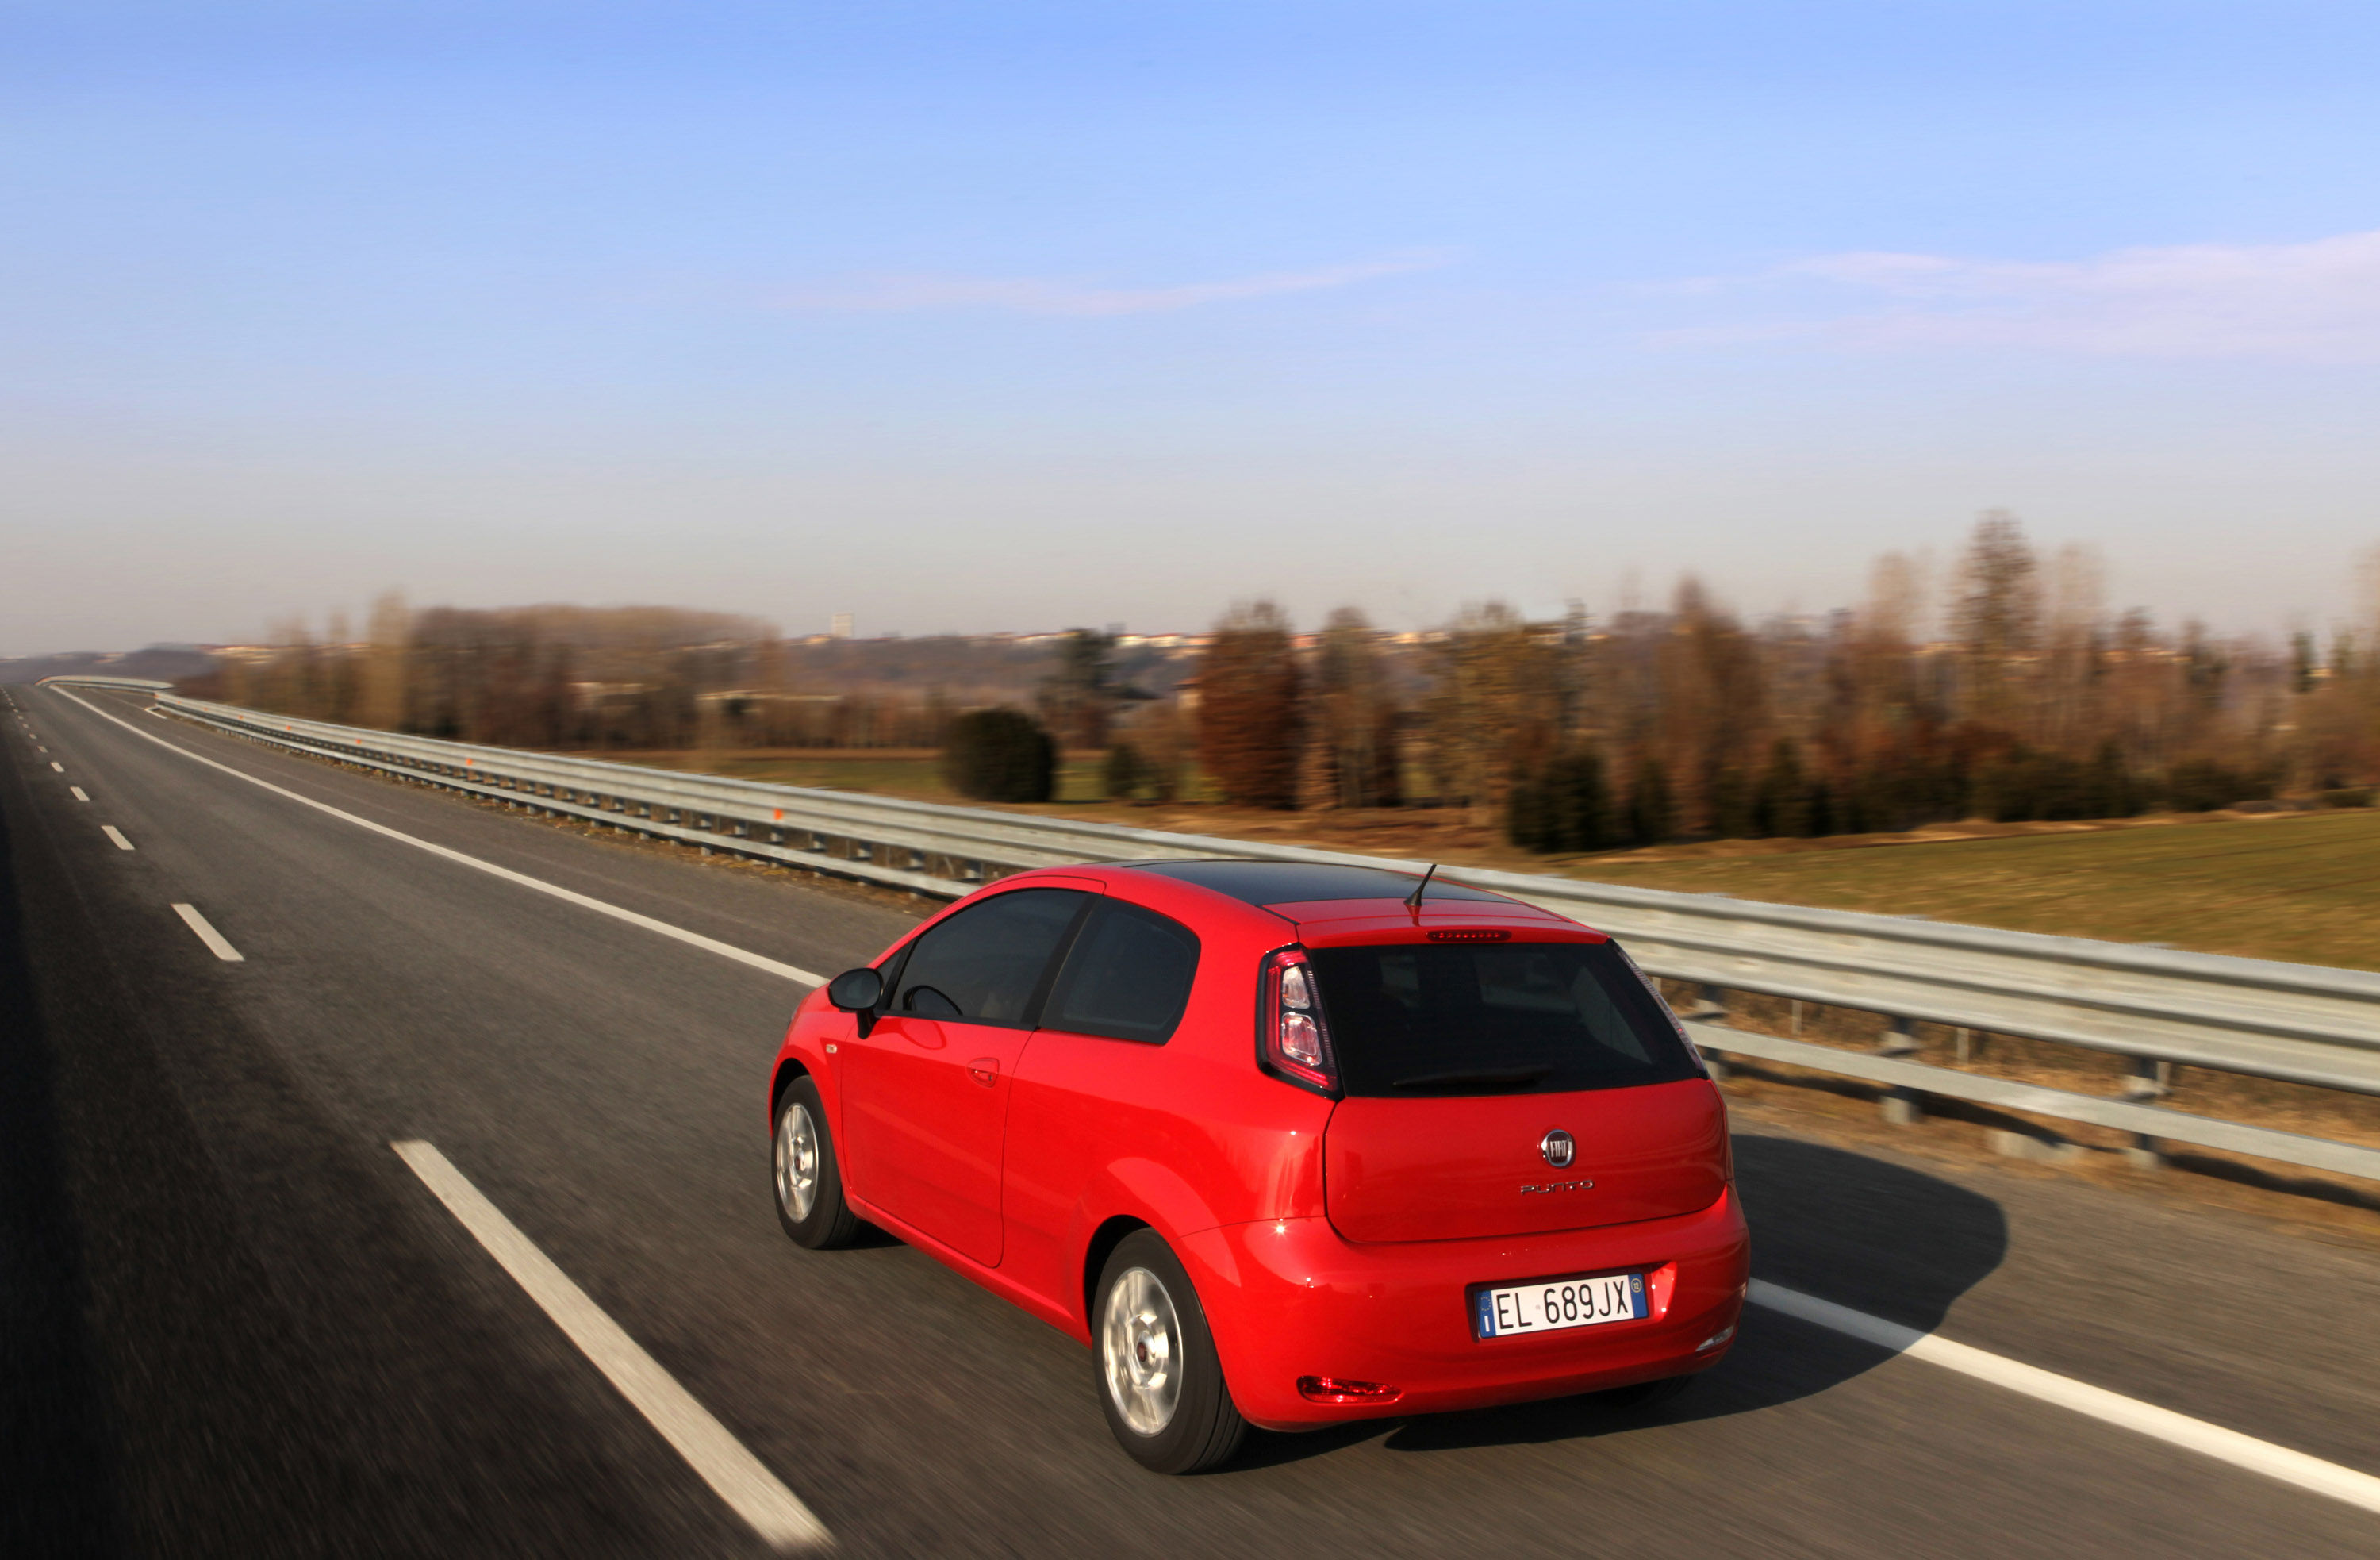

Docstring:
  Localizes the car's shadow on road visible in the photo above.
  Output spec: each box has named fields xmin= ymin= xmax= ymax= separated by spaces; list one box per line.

xmin=1230 ymin=1133 xmax=2007 ymax=1468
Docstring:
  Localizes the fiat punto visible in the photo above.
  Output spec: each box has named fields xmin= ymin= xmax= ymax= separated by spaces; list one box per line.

xmin=767 ymin=859 xmax=1748 ymax=1472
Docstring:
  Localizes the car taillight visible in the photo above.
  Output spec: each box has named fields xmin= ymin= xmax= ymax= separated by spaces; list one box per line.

xmin=1260 ymin=947 xmax=1338 ymax=1095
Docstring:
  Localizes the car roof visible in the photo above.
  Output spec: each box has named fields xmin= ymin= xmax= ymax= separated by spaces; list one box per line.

xmin=1119 ymin=858 xmax=1513 ymax=909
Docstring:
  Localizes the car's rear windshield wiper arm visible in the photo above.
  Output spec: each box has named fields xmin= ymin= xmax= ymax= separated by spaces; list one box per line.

xmin=1388 ymin=1065 xmax=1551 ymax=1091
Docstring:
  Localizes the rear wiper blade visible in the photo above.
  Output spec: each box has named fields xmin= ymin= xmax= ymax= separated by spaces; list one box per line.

xmin=1388 ymin=1065 xmax=1550 ymax=1091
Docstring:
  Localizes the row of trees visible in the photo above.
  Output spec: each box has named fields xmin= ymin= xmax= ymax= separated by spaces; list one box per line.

xmin=1173 ymin=513 xmax=2359 ymax=849
xmin=195 ymin=600 xmax=1040 ymax=752
xmin=205 ymin=515 xmax=2380 ymax=848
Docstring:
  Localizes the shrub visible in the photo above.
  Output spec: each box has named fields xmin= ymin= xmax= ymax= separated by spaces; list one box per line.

xmin=1975 ymin=741 xmax=2143 ymax=823
xmin=941 ymin=709 xmax=1056 ymax=803
xmin=2162 ymin=758 xmax=2273 ymax=814
xmin=2320 ymin=786 xmax=2374 ymax=809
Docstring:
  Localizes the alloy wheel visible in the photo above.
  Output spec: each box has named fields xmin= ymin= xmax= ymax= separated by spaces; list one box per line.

xmin=776 ymin=1101 xmax=820 ymax=1223
xmin=1100 ymin=1266 xmax=1184 ymax=1436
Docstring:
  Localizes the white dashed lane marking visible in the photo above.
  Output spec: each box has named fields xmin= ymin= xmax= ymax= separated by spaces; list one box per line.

xmin=170 ymin=903 xmax=244 ymax=962
xmin=102 ymin=826 xmax=135 ymax=851
xmin=49 ymin=686 xmax=825 ymax=987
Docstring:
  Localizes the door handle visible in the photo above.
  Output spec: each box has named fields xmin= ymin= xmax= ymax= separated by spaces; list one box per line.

xmin=968 ymin=1057 xmax=999 ymax=1088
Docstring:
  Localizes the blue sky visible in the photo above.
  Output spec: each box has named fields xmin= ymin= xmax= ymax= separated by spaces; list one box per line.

xmin=6 ymin=1 xmax=2379 ymax=652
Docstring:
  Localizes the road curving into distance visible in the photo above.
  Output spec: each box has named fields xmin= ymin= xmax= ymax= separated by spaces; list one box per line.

xmin=4 ymin=682 xmax=2377 ymax=1557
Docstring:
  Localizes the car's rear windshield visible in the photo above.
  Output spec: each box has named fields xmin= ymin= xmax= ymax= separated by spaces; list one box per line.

xmin=1307 ymin=939 xmax=1702 ymax=1097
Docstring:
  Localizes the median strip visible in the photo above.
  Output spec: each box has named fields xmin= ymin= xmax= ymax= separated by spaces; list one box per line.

xmin=1750 ymin=1281 xmax=2380 ymax=1516
xmin=170 ymin=903 xmax=244 ymax=962
xmin=391 ymin=1141 xmax=829 ymax=1551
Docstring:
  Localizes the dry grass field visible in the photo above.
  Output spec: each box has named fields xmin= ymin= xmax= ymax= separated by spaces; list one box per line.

xmin=580 ymin=747 xmax=2380 ymax=972
xmin=1574 ymin=810 xmax=2380 ymax=972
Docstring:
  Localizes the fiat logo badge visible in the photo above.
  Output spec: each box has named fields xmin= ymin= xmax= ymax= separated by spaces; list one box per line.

xmin=1540 ymin=1129 xmax=1576 ymax=1168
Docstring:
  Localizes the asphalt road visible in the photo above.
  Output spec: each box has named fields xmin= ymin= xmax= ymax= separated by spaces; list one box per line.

xmin=5 ymin=682 xmax=2377 ymax=1558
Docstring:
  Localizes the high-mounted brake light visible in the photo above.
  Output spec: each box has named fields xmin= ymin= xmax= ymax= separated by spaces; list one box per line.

xmin=1259 ymin=947 xmax=1338 ymax=1095
xmin=1426 ymin=927 xmax=1511 ymax=942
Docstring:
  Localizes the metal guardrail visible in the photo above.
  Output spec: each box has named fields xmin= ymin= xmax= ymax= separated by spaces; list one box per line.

xmin=43 ymin=678 xmax=2380 ymax=1185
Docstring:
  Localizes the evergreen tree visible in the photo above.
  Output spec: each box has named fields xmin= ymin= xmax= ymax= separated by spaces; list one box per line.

xmin=1752 ymin=739 xmax=1812 ymax=838
xmin=1102 ymin=741 xmax=1148 ymax=801
xmin=1624 ymin=756 xmax=1676 ymax=846
xmin=1705 ymin=761 xmax=1754 ymax=839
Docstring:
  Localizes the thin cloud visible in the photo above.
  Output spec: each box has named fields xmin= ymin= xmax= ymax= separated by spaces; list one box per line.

xmin=1669 ymin=229 xmax=2380 ymax=362
xmin=769 ymin=254 xmax=1447 ymax=317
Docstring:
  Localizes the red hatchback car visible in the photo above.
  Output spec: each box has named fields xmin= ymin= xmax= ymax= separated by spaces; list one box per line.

xmin=767 ymin=859 xmax=1749 ymax=1472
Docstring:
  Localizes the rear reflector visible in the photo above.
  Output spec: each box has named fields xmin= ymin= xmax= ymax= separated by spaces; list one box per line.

xmin=1297 ymin=1376 xmax=1402 ymax=1404
xmin=1426 ymin=928 xmax=1511 ymax=943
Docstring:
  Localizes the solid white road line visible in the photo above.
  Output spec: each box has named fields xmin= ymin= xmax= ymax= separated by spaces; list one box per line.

xmin=102 ymin=825 xmax=135 ymax=851
xmin=390 ymin=1141 xmax=830 ymax=1552
xmin=71 ymin=786 xmax=89 ymax=801
xmin=170 ymin=902 xmax=245 ymax=962
xmin=1749 ymin=1280 xmax=2380 ymax=1516
xmin=48 ymin=687 xmax=826 ymax=987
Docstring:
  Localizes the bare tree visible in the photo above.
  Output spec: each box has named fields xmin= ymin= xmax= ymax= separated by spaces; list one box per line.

xmin=1300 ymin=608 xmax=1402 ymax=809
xmin=1421 ymin=603 xmax=1567 ymax=819
xmin=1952 ymin=510 xmax=2040 ymax=727
xmin=1196 ymin=601 xmax=1304 ymax=808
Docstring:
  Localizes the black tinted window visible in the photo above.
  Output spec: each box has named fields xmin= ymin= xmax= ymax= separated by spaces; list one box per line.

xmin=1043 ymin=901 xmax=1200 ymax=1044
xmin=1308 ymin=939 xmax=1701 ymax=1097
xmin=893 ymin=889 xmax=1088 ymax=1026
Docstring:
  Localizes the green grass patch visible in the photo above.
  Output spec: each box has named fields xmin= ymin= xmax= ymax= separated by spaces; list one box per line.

xmin=1572 ymin=812 xmax=2380 ymax=971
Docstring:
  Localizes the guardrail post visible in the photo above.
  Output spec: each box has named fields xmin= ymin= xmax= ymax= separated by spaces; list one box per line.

xmin=2121 ymin=1057 xmax=2171 ymax=1170
xmin=1688 ymin=983 xmax=1733 ymax=1079
xmin=1878 ymin=1016 xmax=1925 ymax=1124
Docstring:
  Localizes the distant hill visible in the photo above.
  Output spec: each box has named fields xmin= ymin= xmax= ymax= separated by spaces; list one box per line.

xmin=0 ymin=644 xmax=219 ymax=686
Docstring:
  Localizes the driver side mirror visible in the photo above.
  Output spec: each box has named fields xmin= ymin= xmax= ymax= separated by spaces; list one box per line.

xmin=827 ymin=966 xmax=884 ymax=1012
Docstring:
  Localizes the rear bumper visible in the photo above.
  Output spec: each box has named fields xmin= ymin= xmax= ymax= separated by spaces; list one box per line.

xmin=1181 ymin=1187 xmax=1750 ymax=1430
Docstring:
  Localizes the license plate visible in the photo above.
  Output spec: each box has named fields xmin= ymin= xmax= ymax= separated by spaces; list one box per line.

xmin=1473 ymin=1271 xmax=1646 ymax=1339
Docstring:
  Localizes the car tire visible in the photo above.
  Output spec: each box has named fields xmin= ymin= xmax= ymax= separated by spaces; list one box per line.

xmin=1092 ymin=1230 xmax=1247 ymax=1474
xmin=773 ymin=1077 xmax=860 ymax=1250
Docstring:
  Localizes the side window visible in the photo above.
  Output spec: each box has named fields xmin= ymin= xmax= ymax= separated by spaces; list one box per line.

xmin=1042 ymin=900 xmax=1201 ymax=1044
xmin=892 ymin=889 xmax=1088 ymax=1027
